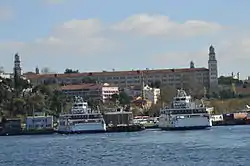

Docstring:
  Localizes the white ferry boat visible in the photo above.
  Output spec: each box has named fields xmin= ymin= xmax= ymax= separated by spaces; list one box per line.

xmin=57 ymin=96 xmax=106 ymax=134
xmin=158 ymin=89 xmax=212 ymax=130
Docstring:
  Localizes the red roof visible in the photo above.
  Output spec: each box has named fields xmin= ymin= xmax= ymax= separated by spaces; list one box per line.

xmin=60 ymin=83 xmax=102 ymax=91
xmin=26 ymin=68 xmax=208 ymax=79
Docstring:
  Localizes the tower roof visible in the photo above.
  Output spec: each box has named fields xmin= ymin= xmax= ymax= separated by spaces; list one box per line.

xmin=209 ymin=45 xmax=215 ymax=54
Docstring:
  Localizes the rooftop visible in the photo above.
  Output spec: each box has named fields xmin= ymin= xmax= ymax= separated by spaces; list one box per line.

xmin=25 ymin=67 xmax=208 ymax=79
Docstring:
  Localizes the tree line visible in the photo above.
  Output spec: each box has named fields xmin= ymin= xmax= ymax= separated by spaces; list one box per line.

xmin=0 ymin=76 xmax=70 ymax=118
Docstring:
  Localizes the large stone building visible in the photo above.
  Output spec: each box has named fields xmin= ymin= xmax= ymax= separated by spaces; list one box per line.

xmin=25 ymin=45 xmax=219 ymax=93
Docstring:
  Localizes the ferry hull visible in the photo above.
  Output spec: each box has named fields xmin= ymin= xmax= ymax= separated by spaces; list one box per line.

xmin=57 ymin=129 xmax=106 ymax=134
xmin=158 ymin=116 xmax=212 ymax=131
xmin=57 ymin=123 xmax=106 ymax=134
xmin=161 ymin=125 xmax=211 ymax=131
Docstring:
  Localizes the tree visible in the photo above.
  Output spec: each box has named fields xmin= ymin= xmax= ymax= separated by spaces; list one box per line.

xmin=109 ymin=92 xmax=132 ymax=106
xmin=110 ymin=93 xmax=119 ymax=103
xmin=118 ymin=91 xmax=132 ymax=106
xmin=64 ymin=68 xmax=79 ymax=74
xmin=41 ymin=67 xmax=54 ymax=74
xmin=149 ymin=80 xmax=161 ymax=88
xmin=181 ymin=74 xmax=204 ymax=99
xmin=218 ymin=76 xmax=243 ymax=85
xmin=158 ymin=85 xmax=176 ymax=106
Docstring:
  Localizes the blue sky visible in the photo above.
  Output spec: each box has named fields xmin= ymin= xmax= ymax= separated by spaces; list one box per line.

xmin=0 ymin=0 xmax=250 ymax=79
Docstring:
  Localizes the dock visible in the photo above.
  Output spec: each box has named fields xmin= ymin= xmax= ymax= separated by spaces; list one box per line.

xmin=106 ymin=124 xmax=145 ymax=132
xmin=103 ymin=110 xmax=145 ymax=132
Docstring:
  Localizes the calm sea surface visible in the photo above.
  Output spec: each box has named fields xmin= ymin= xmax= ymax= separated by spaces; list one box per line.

xmin=0 ymin=126 xmax=250 ymax=166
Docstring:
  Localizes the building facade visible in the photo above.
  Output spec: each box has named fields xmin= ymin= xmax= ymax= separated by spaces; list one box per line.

xmin=61 ymin=83 xmax=119 ymax=102
xmin=25 ymin=45 xmax=218 ymax=93
xmin=26 ymin=67 xmax=210 ymax=89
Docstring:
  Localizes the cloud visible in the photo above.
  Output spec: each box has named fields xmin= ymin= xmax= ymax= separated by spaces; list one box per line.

xmin=2 ymin=13 xmax=245 ymax=75
xmin=1 ymin=14 xmax=223 ymax=58
xmin=112 ymin=14 xmax=223 ymax=38
xmin=0 ymin=7 xmax=14 ymax=21
xmin=0 ymin=18 xmax=118 ymax=57
xmin=151 ymin=36 xmax=250 ymax=78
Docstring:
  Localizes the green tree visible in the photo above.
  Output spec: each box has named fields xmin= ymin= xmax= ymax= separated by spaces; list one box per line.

xmin=64 ymin=68 xmax=79 ymax=74
xmin=149 ymin=80 xmax=161 ymax=88
xmin=118 ymin=92 xmax=132 ymax=106
xmin=218 ymin=76 xmax=243 ymax=85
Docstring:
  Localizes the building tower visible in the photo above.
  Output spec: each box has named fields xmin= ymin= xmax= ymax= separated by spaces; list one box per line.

xmin=13 ymin=53 xmax=22 ymax=77
xmin=190 ymin=61 xmax=195 ymax=68
xmin=208 ymin=45 xmax=218 ymax=93
xmin=35 ymin=66 xmax=40 ymax=74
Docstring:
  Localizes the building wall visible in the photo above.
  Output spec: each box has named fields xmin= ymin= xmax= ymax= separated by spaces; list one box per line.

xmin=61 ymin=84 xmax=119 ymax=102
xmin=26 ymin=68 xmax=210 ymax=90
xmin=62 ymin=88 xmax=102 ymax=101
xmin=101 ymin=86 xmax=119 ymax=102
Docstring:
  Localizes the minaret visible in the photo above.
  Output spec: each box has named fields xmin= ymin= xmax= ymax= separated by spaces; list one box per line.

xmin=141 ymin=71 xmax=145 ymax=100
xmin=13 ymin=53 xmax=22 ymax=77
xmin=208 ymin=45 xmax=218 ymax=93
xmin=190 ymin=61 xmax=195 ymax=68
xmin=35 ymin=66 xmax=40 ymax=74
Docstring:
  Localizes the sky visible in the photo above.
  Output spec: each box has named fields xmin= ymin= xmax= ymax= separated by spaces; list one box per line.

xmin=0 ymin=0 xmax=250 ymax=79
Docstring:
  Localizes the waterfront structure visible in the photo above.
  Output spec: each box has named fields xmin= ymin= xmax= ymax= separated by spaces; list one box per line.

xmin=103 ymin=111 xmax=133 ymax=126
xmin=211 ymin=115 xmax=223 ymax=122
xmin=26 ymin=116 xmax=53 ymax=130
xmin=0 ymin=119 xmax=22 ymax=135
xmin=158 ymin=89 xmax=212 ymax=130
xmin=60 ymin=83 xmax=119 ymax=102
xmin=57 ymin=96 xmax=106 ymax=134
xmin=25 ymin=45 xmax=218 ymax=93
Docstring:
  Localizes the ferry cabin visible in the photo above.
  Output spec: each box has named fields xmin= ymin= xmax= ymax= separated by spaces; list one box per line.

xmin=161 ymin=108 xmax=209 ymax=115
xmin=59 ymin=113 xmax=104 ymax=126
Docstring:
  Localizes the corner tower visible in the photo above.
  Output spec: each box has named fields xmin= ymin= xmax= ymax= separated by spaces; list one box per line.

xmin=208 ymin=45 xmax=218 ymax=93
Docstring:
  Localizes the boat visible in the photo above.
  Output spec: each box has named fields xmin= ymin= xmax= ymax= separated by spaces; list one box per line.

xmin=57 ymin=96 xmax=106 ymax=134
xmin=158 ymin=89 xmax=212 ymax=130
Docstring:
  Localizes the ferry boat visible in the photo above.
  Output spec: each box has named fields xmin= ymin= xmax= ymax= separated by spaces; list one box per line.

xmin=57 ymin=96 xmax=106 ymax=134
xmin=158 ymin=89 xmax=212 ymax=130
